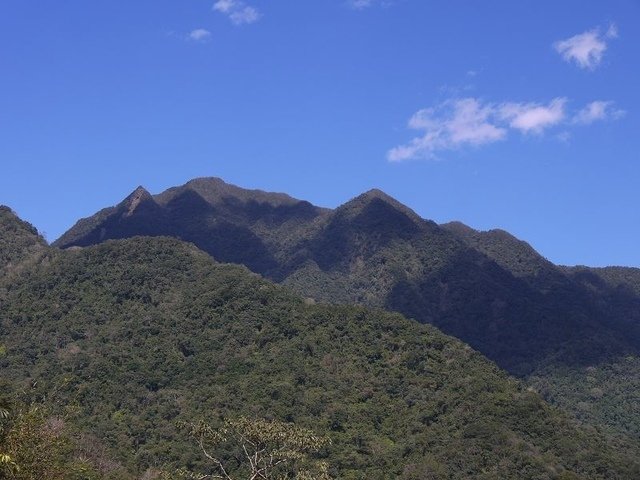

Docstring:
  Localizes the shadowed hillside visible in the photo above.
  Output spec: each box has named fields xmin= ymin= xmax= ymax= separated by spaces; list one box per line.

xmin=52 ymin=178 xmax=640 ymax=441
xmin=3 ymin=229 xmax=640 ymax=478
xmin=54 ymin=178 xmax=327 ymax=274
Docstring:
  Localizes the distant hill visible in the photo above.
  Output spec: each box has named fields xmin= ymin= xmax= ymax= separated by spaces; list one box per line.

xmin=3 ymin=229 xmax=640 ymax=478
xmin=0 ymin=206 xmax=47 ymax=274
xmin=53 ymin=178 xmax=640 ymax=441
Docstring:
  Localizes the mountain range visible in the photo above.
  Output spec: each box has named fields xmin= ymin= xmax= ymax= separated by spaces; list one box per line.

xmin=2 ymin=204 xmax=640 ymax=479
xmin=54 ymin=178 xmax=640 ymax=374
xmin=52 ymin=178 xmax=640 ymax=441
xmin=3 ymin=177 xmax=640 ymax=478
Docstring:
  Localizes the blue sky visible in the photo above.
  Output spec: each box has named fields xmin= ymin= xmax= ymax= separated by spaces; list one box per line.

xmin=1 ymin=0 xmax=638 ymax=266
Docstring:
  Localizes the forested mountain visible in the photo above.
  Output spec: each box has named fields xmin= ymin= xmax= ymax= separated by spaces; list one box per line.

xmin=0 ymin=206 xmax=48 ymax=276
xmin=2 ymin=213 xmax=640 ymax=478
xmin=54 ymin=179 xmax=640 ymax=368
xmin=52 ymin=179 xmax=640 ymax=443
xmin=439 ymin=222 xmax=640 ymax=440
xmin=563 ymin=265 xmax=640 ymax=297
xmin=54 ymin=178 xmax=327 ymax=275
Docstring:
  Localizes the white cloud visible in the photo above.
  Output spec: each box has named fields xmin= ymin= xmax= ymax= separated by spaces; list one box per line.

xmin=213 ymin=0 xmax=236 ymax=13
xmin=213 ymin=0 xmax=260 ymax=25
xmin=436 ymin=99 xmax=506 ymax=145
xmin=229 ymin=6 xmax=260 ymax=25
xmin=573 ymin=101 xmax=626 ymax=124
xmin=387 ymin=98 xmax=506 ymax=162
xmin=554 ymin=24 xmax=617 ymax=70
xmin=188 ymin=29 xmax=211 ymax=42
xmin=389 ymin=96 xmax=624 ymax=161
xmin=498 ymin=98 xmax=566 ymax=134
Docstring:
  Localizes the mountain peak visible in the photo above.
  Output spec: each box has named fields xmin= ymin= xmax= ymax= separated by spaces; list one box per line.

xmin=124 ymin=185 xmax=151 ymax=198
xmin=120 ymin=186 xmax=155 ymax=217
xmin=155 ymin=176 xmax=304 ymax=209
xmin=185 ymin=176 xmax=226 ymax=187
xmin=356 ymin=188 xmax=402 ymax=205
xmin=360 ymin=188 xmax=390 ymax=199
xmin=338 ymin=188 xmax=428 ymax=229
xmin=441 ymin=221 xmax=478 ymax=238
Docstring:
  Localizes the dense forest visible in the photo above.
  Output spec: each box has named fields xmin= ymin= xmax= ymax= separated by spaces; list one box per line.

xmin=53 ymin=178 xmax=640 ymax=444
xmin=2 ymin=206 xmax=640 ymax=478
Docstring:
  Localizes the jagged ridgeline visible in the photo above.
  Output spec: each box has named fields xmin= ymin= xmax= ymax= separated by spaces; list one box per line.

xmin=2 ymin=207 xmax=639 ymax=478
xmin=53 ymin=178 xmax=640 ymax=375
xmin=53 ymin=178 xmax=327 ymax=275
xmin=52 ymin=178 xmax=640 ymax=441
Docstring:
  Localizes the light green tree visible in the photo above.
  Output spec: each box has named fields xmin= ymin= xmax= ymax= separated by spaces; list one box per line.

xmin=0 ymin=391 xmax=103 ymax=480
xmin=175 ymin=417 xmax=332 ymax=480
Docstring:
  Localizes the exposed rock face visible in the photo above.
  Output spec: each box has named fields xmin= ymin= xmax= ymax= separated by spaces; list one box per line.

xmin=123 ymin=186 xmax=154 ymax=217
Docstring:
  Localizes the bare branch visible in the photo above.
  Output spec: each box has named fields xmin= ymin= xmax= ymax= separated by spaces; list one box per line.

xmin=183 ymin=417 xmax=331 ymax=480
xmin=197 ymin=437 xmax=233 ymax=480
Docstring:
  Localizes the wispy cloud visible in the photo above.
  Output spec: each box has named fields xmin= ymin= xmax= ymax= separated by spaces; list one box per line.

xmin=389 ymin=97 xmax=623 ymax=161
xmin=188 ymin=29 xmax=212 ymax=42
xmin=573 ymin=101 xmax=626 ymax=125
xmin=347 ymin=0 xmax=395 ymax=9
xmin=213 ymin=0 xmax=235 ymax=12
xmin=554 ymin=23 xmax=617 ymax=70
xmin=498 ymin=98 xmax=566 ymax=134
xmin=213 ymin=0 xmax=260 ymax=25
xmin=388 ymin=98 xmax=506 ymax=162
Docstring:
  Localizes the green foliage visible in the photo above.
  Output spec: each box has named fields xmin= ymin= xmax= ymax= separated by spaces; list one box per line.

xmin=1 ymin=236 xmax=639 ymax=478
xmin=529 ymin=357 xmax=640 ymax=440
xmin=0 ymin=389 xmax=116 ymax=480
xmin=51 ymin=182 xmax=640 ymax=380
xmin=0 ymin=206 xmax=47 ymax=276
xmin=565 ymin=265 xmax=640 ymax=297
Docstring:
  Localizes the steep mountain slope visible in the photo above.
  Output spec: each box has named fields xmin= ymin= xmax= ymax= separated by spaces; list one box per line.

xmin=52 ymin=178 xmax=640 ymax=440
xmin=54 ymin=177 xmax=327 ymax=274
xmin=2 ymin=233 xmax=640 ymax=479
xmin=54 ymin=180 xmax=640 ymax=372
xmin=281 ymin=193 xmax=640 ymax=376
xmin=441 ymin=223 xmax=640 ymax=440
xmin=442 ymin=221 xmax=560 ymax=282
